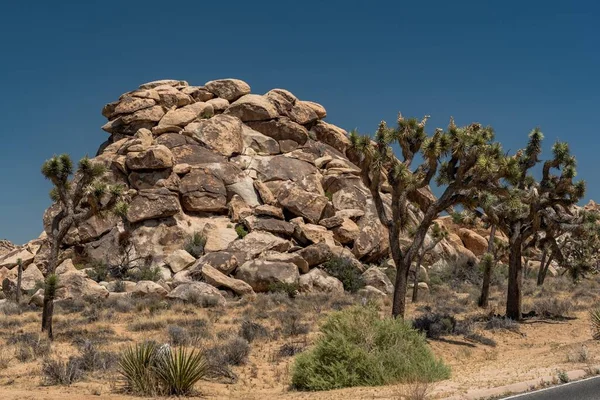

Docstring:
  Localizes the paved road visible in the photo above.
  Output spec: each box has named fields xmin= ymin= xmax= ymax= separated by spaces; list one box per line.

xmin=502 ymin=376 xmax=600 ymax=399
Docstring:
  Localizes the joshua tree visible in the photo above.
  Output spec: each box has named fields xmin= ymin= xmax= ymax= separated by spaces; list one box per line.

xmin=411 ymin=223 xmax=447 ymax=303
xmin=349 ymin=115 xmax=512 ymax=318
xmin=41 ymin=154 xmax=128 ymax=339
xmin=475 ymin=131 xmax=585 ymax=320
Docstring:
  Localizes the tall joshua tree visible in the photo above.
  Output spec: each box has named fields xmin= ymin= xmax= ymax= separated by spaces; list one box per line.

xmin=349 ymin=115 xmax=512 ymax=318
xmin=478 ymin=131 xmax=585 ymax=320
xmin=41 ymin=154 xmax=128 ymax=339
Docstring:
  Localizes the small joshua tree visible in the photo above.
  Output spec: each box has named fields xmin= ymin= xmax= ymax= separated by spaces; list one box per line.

xmin=349 ymin=115 xmax=512 ymax=318
xmin=41 ymin=154 xmax=128 ymax=339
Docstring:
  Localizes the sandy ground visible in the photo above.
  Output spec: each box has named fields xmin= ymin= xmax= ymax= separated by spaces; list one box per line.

xmin=1 ymin=278 xmax=599 ymax=400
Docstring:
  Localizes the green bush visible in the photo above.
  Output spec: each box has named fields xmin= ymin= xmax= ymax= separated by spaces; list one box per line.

xmin=322 ymin=257 xmax=365 ymax=293
xmin=291 ymin=306 xmax=450 ymax=391
xmin=185 ymin=232 xmax=207 ymax=258
xmin=235 ymin=224 xmax=248 ymax=239
xmin=267 ymin=282 xmax=299 ymax=298
xmin=86 ymin=261 xmax=109 ymax=283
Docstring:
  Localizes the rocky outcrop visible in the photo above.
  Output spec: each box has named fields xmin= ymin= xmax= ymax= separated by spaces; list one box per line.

xmin=29 ymin=77 xmax=469 ymax=306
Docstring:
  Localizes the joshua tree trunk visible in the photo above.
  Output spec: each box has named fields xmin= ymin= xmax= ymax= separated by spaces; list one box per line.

xmin=16 ymin=259 xmax=23 ymax=304
xmin=41 ymin=237 xmax=60 ymax=340
xmin=478 ymin=225 xmax=496 ymax=308
xmin=537 ymin=249 xmax=554 ymax=286
xmin=506 ymin=236 xmax=523 ymax=320
xmin=412 ymin=253 xmax=425 ymax=303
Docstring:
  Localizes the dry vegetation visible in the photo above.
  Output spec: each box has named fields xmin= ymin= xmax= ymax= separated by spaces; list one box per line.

xmin=1 ymin=271 xmax=600 ymax=399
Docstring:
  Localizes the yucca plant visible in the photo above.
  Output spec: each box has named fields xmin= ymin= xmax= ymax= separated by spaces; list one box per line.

xmin=118 ymin=341 xmax=161 ymax=396
xmin=118 ymin=342 xmax=208 ymax=396
xmin=590 ymin=308 xmax=600 ymax=340
xmin=153 ymin=346 xmax=208 ymax=396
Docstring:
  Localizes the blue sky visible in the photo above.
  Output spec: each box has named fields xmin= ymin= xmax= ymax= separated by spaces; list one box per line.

xmin=0 ymin=1 xmax=598 ymax=244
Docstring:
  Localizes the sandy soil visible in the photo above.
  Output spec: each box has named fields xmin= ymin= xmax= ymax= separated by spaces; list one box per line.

xmin=0 ymin=278 xmax=598 ymax=400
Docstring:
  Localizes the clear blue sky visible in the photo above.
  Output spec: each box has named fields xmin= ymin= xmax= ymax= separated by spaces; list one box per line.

xmin=1 ymin=1 xmax=598 ymax=244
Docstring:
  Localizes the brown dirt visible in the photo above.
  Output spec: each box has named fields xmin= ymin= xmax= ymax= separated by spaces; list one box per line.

xmin=1 ymin=277 xmax=599 ymax=400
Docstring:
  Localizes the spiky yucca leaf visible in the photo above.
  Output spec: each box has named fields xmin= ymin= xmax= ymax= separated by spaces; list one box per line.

xmin=153 ymin=347 xmax=208 ymax=396
xmin=590 ymin=308 xmax=600 ymax=340
xmin=118 ymin=341 xmax=161 ymax=396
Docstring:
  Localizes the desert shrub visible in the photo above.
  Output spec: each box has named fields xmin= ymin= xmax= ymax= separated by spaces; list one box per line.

xmin=278 ymin=342 xmax=306 ymax=358
xmin=0 ymin=349 xmax=12 ymax=369
xmin=185 ymin=232 xmax=207 ymax=258
xmin=167 ymin=325 xmax=191 ymax=346
xmin=42 ymin=358 xmax=83 ymax=386
xmin=239 ymin=320 xmax=269 ymax=343
xmin=322 ymin=256 xmax=365 ymax=293
xmin=291 ymin=306 xmax=450 ymax=391
xmin=274 ymin=309 xmax=310 ymax=337
xmin=567 ymin=346 xmax=590 ymax=363
xmin=235 ymin=224 xmax=248 ymax=239
xmin=55 ymin=299 xmax=86 ymax=314
xmin=86 ymin=260 xmax=109 ymax=283
xmin=205 ymin=337 xmax=250 ymax=367
xmin=113 ymin=280 xmax=126 ymax=293
xmin=128 ymin=319 xmax=167 ymax=332
xmin=532 ymin=297 xmax=573 ymax=319
xmin=484 ymin=316 xmax=520 ymax=332
xmin=0 ymin=301 xmax=22 ymax=316
xmin=75 ymin=340 xmax=118 ymax=372
xmin=105 ymin=296 xmax=133 ymax=313
xmin=267 ymin=282 xmax=299 ymax=298
xmin=127 ymin=265 xmax=162 ymax=282
xmin=412 ymin=313 xmax=457 ymax=339
xmin=9 ymin=333 xmax=51 ymax=362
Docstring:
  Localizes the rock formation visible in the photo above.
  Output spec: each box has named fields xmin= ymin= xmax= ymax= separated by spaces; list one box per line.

xmin=4 ymin=78 xmax=539 ymax=302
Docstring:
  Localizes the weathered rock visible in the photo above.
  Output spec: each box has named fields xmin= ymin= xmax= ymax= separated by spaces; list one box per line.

xmin=202 ymin=265 xmax=254 ymax=297
xmin=56 ymin=272 xmax=110 ymax=301
xmin=332 ymin=218 xmax=360 ymax=244
xmin=127 ymin=189 xmax=181 ymax=223
xmin=458 ymin=228 xmax=488 ymax=257
xmin=235 ymin=260 xmax=299 ymax=292
xmin=165 ymin=250 xmax=196 ymax=273
xmin=181 ymin=86 xmax=214 ymax=102
xmin=265 ymin=89 xmax=296 ymax=115
xmin=295 ymin=223 xmax=337 ymax=247
xmin=310 ymin=121 xmax=351 ymax=154
xmin=225 ymin=94 xmax=278 ymax=122
xmin=159 ymin=102 xmax=213 ymax=127
xmin=56 ymin=259 xmax=79 ymax=275
xmin=319 ymin=215 xmax=344 ymax=228
xmin=229 ymin=194 xmax=253 ymax=223
xmin=260 ymin=251 xmax=310 ymax=274
xmin=297 ymin=243 xmax=332 ymax=267
xmin=179 ymin=169 xmax=227 ymax=213
xmin=139 ymin=79 xmax=188 ymax=90
xmin=113 ymin=97 xmax=156 ymax=117
xmin=246 ymin=118 xmax=309 ymax=145
xmin=254 ymin=204 xmax=284 ymax=219
xmin=358 ymin=285 xmax=387 ymax=300
xmin=353 ymin=216 xmax=390 ymax=262
xmin=194 ymin=251 xmax=238 ymax=275
xmin=205 ymin=79 xmax=251 ymax=101
xmin=0 ymin=248 xmax=35 ymax=268
xmin=184 ymin=114 xmax=243 ymax=157
xmin=129 ymin=170 xmax=180 ymax=191
xmin=253 ymin=180 xmax=277 ymax=205
xmin=121 ymin=105 xmax=166 ymax=125
xmin=126 ymin=145 xmax=174 ymax=170
xmin=131 ymin=280 xmax=168 ymax=299
xmin=200 ymin=219 xmax=238 ymax=253
xmin=288 ymin=101 xmax=319 ymax=125
xmin=21 ymin=264 xmax=44 ymax=291
xmin=228 ymin=231 xmax=292 ymax=260
xmin=206 ymin=97 xmax=229 ymax=112
xmin=242 ymin=125 xmax=280 ymax=155
xmin=303 ymin=101 xmax=327 ymax=119
xmin=167 ymin=282 xmax=225 ymax=305
xmin=29 ymin=288 xmax=45 ymax=307
xmin=299 ymin=268 xmax=343 ymax=294
xmin=278 ymin=183 xmax=328 ymax=223
xmin=362 ymin=267 xmax=394 ymax=295
xmin=243 ymin=216 xmax=295 ymax=236
xmin=106 ymin=280 xmax=136 ymax=293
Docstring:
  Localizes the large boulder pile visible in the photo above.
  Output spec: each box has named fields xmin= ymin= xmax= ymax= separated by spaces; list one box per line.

xmin=22 ymin=78 xmax=467 ymax=303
